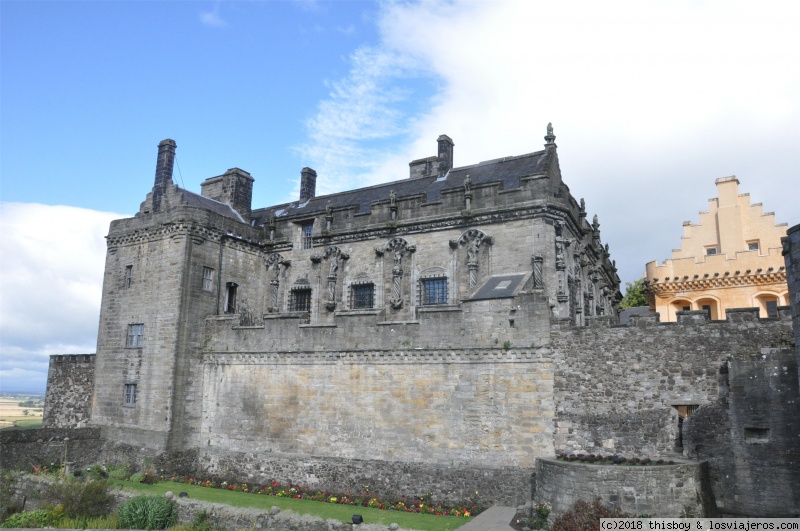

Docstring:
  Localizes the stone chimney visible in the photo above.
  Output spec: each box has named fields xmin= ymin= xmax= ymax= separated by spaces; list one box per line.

xmin=152 ymin=139 xmax=176 ymax=212
xmin=300 ymin=167 xmax=317 ymax=203
xmin=200 ymin=168 xmax=254 ymax=220
xmin=437 ymin=135 xmax=454 ymax=176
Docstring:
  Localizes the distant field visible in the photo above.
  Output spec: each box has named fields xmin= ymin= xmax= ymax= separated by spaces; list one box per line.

xmin=0 ymin=397 xmax=44 ymax=430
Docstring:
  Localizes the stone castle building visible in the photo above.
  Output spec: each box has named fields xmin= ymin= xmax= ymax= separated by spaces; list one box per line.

xmin=646 ymin=177 xmax=789 ymax=321
xmin=26 ymin=126 xmax=799 ymax=517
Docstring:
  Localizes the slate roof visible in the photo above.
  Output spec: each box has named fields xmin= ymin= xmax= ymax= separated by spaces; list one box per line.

xmin=252 ymin=149 xmax=551 ymax=224
xmin=177 ymin=188 xmax=245 ymax=222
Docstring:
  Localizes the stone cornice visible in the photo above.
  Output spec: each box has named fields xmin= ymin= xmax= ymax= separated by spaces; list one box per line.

xmin=316 ymin=203 xmax=580 ymax=247
xmin=107 ymin=221 xmax=265 ymax=252
xmin=203 ymin=348 xmax=554 ymax=366
xmin=650 ymin=271 xmax=787 ymax=294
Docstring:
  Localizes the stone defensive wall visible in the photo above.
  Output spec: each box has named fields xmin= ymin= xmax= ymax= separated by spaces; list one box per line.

xmin=42 ymin=354 xmax=95 ymax=428
xmin=551 ymin=308 xmax=793 ymax=457
xmin=534 ymin=457 xmax=715 ymax=517
xmin=0 ymin=427 xmax=103 ymax=472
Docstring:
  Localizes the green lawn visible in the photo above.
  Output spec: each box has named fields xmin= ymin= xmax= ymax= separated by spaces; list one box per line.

xmin=0 ymin=418 xmax=42 ymax=430
xmin=113 ymin=480 xmax=473 ymax=531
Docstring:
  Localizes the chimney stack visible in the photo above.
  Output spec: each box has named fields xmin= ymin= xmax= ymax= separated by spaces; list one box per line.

xmin=152 ymin=139 xmax=176 ymax=212
xmin=437 ymin=135 xmax=454 ymax=176
xmin=300 ymin=167 xmax=317 ymax=203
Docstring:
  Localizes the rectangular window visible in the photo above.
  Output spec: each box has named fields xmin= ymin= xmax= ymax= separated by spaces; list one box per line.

xmin=202 ymin=267 xmax=214 ymax=292
xmin=748 ymin=241 xmax=760 ymax=252
xmin=766 ymin=300 xmax=778 ymax=318
xmin=706 ymin=247 xmax=717 ymax=255
xmin=302 ymin=223 xmax=314 ymax=250
xmin=224 ymin=282 xmax=238 ymax=314
xmin=421 ymin=278 xmax=448 ymax=305
xmin=124 ymin=384 xmax=137 ymax=406
xmin=289 ymin=288 xmax=312 ymax=312
xmin=124 ymin=265 xmax=133 ymax=289
xmin=351 ymin=284 xmax=375 ymax=309
xmin=126 ymin=324 xmax=144 ymax=348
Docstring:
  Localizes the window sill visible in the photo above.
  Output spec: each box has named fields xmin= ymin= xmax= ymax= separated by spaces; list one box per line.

xmin=335 ymin=309 xmax=382 ymax=316
xmin=263 ymin=312 xmax=309 ymax=320
xmin=417 ymin=304 xmax=461 ymax=313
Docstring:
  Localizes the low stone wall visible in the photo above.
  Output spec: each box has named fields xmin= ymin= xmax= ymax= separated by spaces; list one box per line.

xmin=0 ymin=428 xmax=103 ymax=472
xmin=157 ymin=448 xmax=533 ymax=507
xmin=533 ymin=457 xmax=716 ymax=517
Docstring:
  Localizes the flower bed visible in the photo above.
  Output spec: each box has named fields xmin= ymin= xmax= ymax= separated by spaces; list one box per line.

xmin=165 ymin=475 xmax=480 ymax=518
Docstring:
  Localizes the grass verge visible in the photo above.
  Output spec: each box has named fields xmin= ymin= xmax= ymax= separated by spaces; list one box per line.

xmin=113 ymin=480 xmax=473 ymax=531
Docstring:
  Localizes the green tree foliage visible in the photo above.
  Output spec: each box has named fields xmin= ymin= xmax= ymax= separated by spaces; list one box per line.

xmin=620 ymin=278 xmax=648 ymax=308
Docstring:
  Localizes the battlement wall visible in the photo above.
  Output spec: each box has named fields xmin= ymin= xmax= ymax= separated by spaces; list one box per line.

xmin=551 ymin=309 xmax=794 ymax=457
xmin=43 ymin=354 xmax=95 ymax=429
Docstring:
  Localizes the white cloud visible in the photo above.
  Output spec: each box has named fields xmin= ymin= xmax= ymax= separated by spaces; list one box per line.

xmin=200 ymin=7 xmax=227 ymax=28
xmin=0 ymin=203 xmax=125 ymax=394
xmin=299 ymin=0 xmax=800 ymax=287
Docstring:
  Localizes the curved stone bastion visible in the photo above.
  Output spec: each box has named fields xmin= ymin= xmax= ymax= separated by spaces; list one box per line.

xmin=534 ymin=457 xmax=716 ymax=517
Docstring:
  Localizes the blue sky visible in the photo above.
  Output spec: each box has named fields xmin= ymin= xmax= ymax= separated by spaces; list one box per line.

xmin=1 ymin=0 xmax=799 ymax=394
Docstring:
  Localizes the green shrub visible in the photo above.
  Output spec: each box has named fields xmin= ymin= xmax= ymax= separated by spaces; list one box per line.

xmin=44 ymin=478 xmax=113 ymax=518
xmin=107 ymin=464 xmax=131 ymax=481
xmin=130 ymin=472 xmax=145 ymax=483
xmin=0 ymin=470 xmax=21 ymax=524
xmin=142 ymin=468 xmax=158 ymax=485
xmin=0 ymin=509 xmax=51 ymax=528
xmin=118 ymin=495 xmax=177 ymax=530
xmin=551 ymin=498 xmax=628 ymax=531
xmin=56 ymin=513 xmax=119 ymax=529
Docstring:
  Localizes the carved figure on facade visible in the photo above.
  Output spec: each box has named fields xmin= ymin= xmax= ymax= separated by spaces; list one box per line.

xmin=265 ymin=253 xmax=291 ymax=312
xmin=325 ymin=200 xmax=333 ymax=231
xmin=317 ymin=246 xmax=349 ymax=311
xmin=456 ymin=229 xmax=491 ymax=289
xmin=389 ymin=190 xmax=398 ymax=220
xmin=378 ymin=237 xmax=415 ymax=309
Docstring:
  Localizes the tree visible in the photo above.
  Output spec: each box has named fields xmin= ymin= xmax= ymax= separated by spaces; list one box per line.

xmin=620 ymin=278 xmax=648 ymax=308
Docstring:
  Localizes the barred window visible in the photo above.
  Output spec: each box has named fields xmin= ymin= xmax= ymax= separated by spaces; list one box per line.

xmin=126 ymin=324 xmax=144 ymax=348
xmin=124 ymin=384 xmax=137 ymax=406
xmin=421 ymin=277 xmax=448 ymax=305
xmin=289 ymin=288 xmax=312 ymax=312
xmin=302 ymin=223 xmax=314 ymax=250
xmin=202 ymin=267 xmax=214 ymax=292
xmin=350 ymin=284 xmax=374 ymax=309
xmin=124 ymin=265 xmax=133 ymax=289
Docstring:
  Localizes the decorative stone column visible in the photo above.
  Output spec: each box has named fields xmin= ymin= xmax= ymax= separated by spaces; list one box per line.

xmin=377 ymin=237 xmax=415 ymax=309
xmin=532 ymin=256 xmax=544 ymax=288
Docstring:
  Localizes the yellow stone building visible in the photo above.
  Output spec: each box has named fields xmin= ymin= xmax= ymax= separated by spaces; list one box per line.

xmin=646 ymin=176 xmax=789 ymax=321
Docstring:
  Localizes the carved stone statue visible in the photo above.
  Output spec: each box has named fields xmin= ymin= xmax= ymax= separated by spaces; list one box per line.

xmin=464 ymin=174 xmax=471 ymax=193
xmin=389 ymin=190 xmax=396 ymax=206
